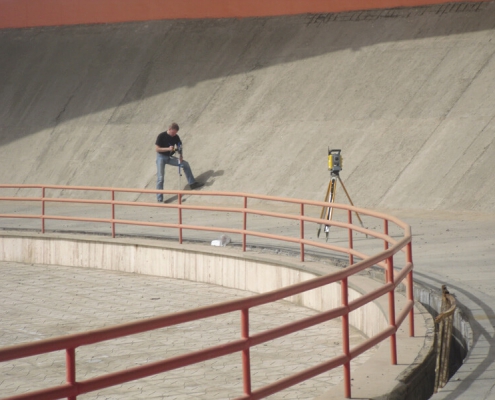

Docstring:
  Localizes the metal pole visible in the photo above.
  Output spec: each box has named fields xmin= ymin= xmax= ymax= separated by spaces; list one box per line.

xmin=243 ymin=196 xmax=247 ymax=252
xmin=241 ymin=309 xmax=252 ymax=396
xmin=341 ymin=277 xmax=351 ymax=398
xmin=300 ymin=203 xmax=305 ymax=262
xmin=406 ymin=242 xmax=415 ymax=337
xmin=383 ymin=219 xmax=389 ymax=251
xmin=66 ymin=348 xmax=76 ymax=400
xmin=41 ymin=187 xmax=46 ymax=233
xmin=347 ymin=210 xmax=353 ymax=265
xmin=111 ymin=190 xmax=116 ymax=238
xmin=178 ymin=193 xmax=183 ymax=244
xmin=387 ymin=255 xmax=398 ymax=365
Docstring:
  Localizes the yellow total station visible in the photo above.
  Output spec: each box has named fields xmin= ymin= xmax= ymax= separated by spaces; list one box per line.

xmin=328 ymin=149 xmax=343 ymax=175
xmin=318 ymin=149 xmax=366 ymax=240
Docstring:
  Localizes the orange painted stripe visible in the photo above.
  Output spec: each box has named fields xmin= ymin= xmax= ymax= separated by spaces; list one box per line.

xmin=0 ymin=0 xmax=488 ymax=29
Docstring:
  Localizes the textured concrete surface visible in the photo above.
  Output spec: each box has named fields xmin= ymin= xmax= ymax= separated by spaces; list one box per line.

xmin=0 ymin=261 xmax=373 ymax=399
xmin=1 ymin=2 xmax=495 ymax=212
xmin=2 ymin=1 xmax=495 ymax=398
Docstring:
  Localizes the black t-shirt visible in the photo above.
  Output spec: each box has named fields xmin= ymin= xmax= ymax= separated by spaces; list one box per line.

xmin=155 ymin=131 xmax=182 ymax=155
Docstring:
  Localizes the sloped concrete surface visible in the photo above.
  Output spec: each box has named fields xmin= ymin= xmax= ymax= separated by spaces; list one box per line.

xmin=1 ymin=2 xmax=495 ymax=211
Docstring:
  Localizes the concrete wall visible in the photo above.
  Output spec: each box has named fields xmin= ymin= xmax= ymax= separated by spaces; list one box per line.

xmin=0 ymin=0 xmax=489 ymax=29
xmin=1 ymin=3 xmax=494 ymax=212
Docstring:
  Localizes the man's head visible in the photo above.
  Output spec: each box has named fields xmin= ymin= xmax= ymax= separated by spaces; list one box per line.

xmin=168 ymin=122 xmax=180 ymax=136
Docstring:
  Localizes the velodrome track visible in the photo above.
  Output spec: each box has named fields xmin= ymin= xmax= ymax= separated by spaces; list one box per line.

xmin=1 ymin=2 xmax=495 ymax=398
xmin=1 ymin=2 xmax=495 ymax=211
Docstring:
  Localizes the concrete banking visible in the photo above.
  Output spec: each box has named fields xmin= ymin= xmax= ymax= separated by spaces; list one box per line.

xmin=1 ymin=1 xmax=495 ymax=398
xmin=1 ymin=2 xmax=495 ymax=212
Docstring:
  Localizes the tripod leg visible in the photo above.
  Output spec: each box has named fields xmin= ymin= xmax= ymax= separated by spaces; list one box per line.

xmin=324 ymin=177 xmax=337 ymax=241
xmin=338 ymin=176 xmax=367 ymax=234
xmin=317 ymin=180 xmax=333 ymax=238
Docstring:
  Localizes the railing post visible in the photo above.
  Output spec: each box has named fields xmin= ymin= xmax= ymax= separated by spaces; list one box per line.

xmin=178 ymin=193 xmax=183 ymax=244
xmin=341 ymin=277 xmax=351 ymax=398
xmin=383 ymin=219 xmax=389 ymax=251
xmin=347 ymin=210 xmax=353 ymax=265
xmin=41 ymin=187 xmax=46 ymax=234
xmin=407 ymin=241 xmax=415 ymax=337
xmin=300 ymin=203 xmax=305 ymax=262
xmin=241 ymin=308 xmax=252 ymax=396
xmin=66 ymin=348 xmax=77 ymax=400
xmin=384 ymin=219 xmax=398 ymax=363
xmin=387 ymin=254 xmax=398 ymax=365
xmin=242 ymin=196 xmax=247 ymax=252
xmin=111 ymin=190 xmax=116 ymax=238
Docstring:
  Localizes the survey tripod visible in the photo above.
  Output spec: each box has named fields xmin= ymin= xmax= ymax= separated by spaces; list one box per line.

xmin=317 ymin=149 xmax=366 ymax=240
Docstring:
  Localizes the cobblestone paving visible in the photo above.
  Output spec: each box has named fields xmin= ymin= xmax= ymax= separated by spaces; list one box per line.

xmin=0 ymin=261 xmax=375 ymax=399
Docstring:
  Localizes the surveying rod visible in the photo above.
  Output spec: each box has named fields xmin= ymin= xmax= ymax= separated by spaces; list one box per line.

xmin=177 ymin=144 xmax=183 ymax=190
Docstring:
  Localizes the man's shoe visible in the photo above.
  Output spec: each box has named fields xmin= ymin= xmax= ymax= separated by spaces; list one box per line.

xmin=189 ymin=182 xmax=204 ymax=190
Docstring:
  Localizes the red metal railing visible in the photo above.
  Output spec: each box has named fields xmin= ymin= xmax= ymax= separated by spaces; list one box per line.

xmin=0 ymin=184 xmax=415 ymax=399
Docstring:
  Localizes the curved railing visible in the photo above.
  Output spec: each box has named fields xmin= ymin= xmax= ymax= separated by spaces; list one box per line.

xmin=0 ymin=184 xmax=414 ymax=400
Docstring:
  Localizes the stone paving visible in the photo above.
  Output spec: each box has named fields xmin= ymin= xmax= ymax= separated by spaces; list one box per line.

xmin=0 ymin=261 xmax=374 ymax=399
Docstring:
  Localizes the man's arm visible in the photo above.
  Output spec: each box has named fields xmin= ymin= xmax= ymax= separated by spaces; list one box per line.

xmin=156 ymin=144 xmax=174 ymax=153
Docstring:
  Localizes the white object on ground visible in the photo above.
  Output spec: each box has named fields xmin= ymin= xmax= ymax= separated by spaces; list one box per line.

xmin=211 ymin=234 xmax=231 ymax=247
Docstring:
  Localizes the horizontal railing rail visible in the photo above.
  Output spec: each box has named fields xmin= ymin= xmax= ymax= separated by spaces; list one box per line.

xmin=0 ymin=184 xmax=415 ymax=400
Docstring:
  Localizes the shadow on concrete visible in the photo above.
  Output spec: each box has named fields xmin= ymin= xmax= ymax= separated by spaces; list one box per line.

xmin=197 ymin=169 xmax=225 ymax=187
xmin=162 ymin=169 xmax=225 ymax=203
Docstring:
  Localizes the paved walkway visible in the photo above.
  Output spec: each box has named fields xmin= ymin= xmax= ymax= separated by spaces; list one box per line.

xmin=0 ymin=261 xmax=373 ymax=399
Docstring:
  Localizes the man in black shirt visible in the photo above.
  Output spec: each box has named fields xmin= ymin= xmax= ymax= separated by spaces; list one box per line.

xmin=155 ymin=123 xmax=203 ymax=202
